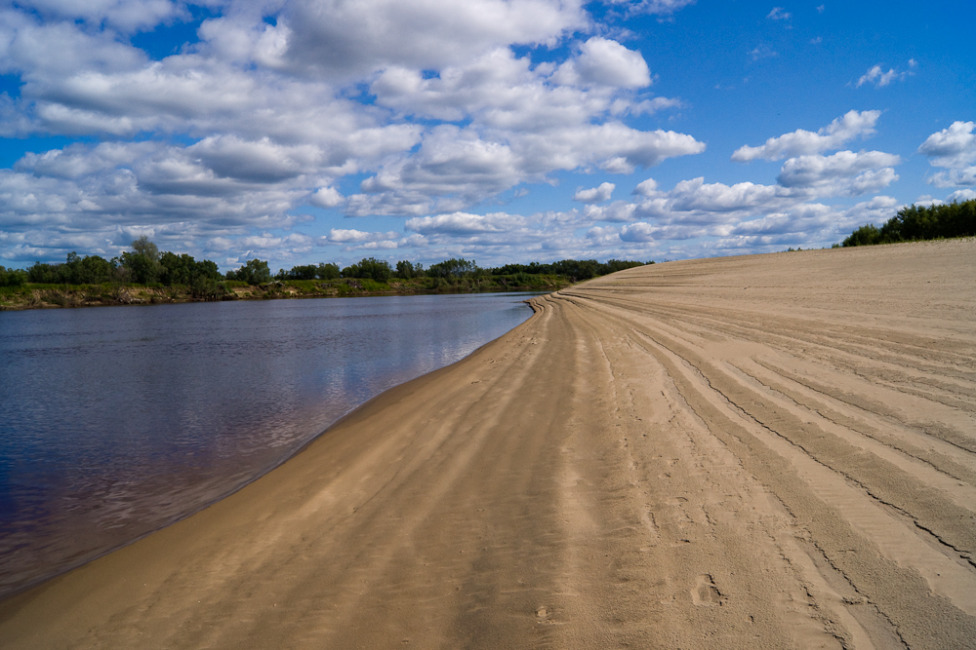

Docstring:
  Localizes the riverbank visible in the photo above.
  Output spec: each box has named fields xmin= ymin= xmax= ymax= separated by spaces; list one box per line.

xmin=2 ymin=239 xmax=974 ymax=648
xmin=0 ymin=274 xmax=572 ymax=310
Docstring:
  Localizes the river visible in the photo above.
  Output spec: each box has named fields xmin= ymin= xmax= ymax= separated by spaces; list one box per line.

xmin=0 ymin=293 xmax=533 ymax=597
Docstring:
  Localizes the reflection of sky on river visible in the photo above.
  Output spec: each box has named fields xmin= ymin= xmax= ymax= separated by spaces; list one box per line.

xmin=0 ymin=293 xmax=532 ymax=596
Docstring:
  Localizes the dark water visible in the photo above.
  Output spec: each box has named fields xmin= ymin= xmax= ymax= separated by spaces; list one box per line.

xmin=0 ymin=293 xmax=533 ymax=597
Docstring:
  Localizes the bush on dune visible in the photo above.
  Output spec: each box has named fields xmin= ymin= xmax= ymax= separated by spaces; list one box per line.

xmin=842 ymin=199 xmax=976 ymax=247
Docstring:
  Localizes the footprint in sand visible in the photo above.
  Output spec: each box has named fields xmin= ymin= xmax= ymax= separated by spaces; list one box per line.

xmin=691 ymin=573 xmax=725 ymax=606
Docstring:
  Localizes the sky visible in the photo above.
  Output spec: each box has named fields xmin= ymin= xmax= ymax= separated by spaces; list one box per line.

xmin=1 ymin=0 xmax=974 ymax=272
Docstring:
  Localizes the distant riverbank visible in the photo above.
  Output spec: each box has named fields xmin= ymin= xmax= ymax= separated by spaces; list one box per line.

xmin=0 ymin=275 xmax=571 ymax=311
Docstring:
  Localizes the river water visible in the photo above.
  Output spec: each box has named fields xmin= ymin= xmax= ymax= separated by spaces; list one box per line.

xmin=0 ymin=293 xmax=533 ymax=597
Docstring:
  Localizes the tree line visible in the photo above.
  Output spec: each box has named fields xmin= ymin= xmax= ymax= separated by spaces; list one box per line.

xmin=0 ymin=237 xmax=224 ymax=298
xmin=263 ymin=256 xmax=646 ymax=284
xmin=1 ymin=237 xmax=647 ymax=295
xmin=841 ymin=199 xmax=976 ymax=247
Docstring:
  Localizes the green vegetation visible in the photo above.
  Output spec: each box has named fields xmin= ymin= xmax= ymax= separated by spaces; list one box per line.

xmin=0 ymin=240 xmax=650 ymax=310
xmin=841 ymin=199 xmax=976 ymax=247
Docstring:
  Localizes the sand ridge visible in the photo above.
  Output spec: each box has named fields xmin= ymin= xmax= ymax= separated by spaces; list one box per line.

xmin=1 ymin=239 xmax=974 ymax=648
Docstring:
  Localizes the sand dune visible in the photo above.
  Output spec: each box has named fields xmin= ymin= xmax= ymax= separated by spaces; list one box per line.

xmin=2 ymin=240 xmax=974 ymax=648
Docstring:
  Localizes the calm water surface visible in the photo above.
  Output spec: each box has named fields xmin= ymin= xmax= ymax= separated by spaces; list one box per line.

xmin=0 ymin=293 xmax=533 ymax=596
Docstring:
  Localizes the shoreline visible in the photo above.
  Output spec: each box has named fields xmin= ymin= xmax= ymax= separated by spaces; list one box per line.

xmin=2 ymin=240 xmax=974 ymax=648
xmin=0 ymin=277 xmax=571 ymax=312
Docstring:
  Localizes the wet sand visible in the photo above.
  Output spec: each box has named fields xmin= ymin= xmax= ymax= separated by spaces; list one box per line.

xmin=1 ymin=239 xmax=974 ymax=648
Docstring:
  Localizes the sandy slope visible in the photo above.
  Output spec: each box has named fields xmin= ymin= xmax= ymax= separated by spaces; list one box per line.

xmin=1 ymin=240 xmax=974 ymax=649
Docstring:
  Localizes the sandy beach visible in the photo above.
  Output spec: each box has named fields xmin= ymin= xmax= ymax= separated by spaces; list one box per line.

xmin=1 ymin=239 xmax=974 ymax=648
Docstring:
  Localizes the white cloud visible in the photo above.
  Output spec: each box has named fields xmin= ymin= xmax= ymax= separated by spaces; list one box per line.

xmin=588 ymin=201 xmax=638 ymax=222
xmin=14 ymin=141 xmax=152 ymax=178
xmin=749 ymin=44 xmax=778 ymax=61
xmin=918 ymin=121 xmax=976 ymax=168
xmin=767 ymin=7 xmax=791 ymax=20
xmin=618 ymin=175 xmax=794 ymax=228
xmin=918 ymin=121 xmax=976 ymax=188
xmin=281 ymin=0 xmax=587 ymax=79
xmin=0 ymin=10 xmax=145 ymax=78
xmin=619 ymin=222 xmax=658 ymax=242
xmin=927 ymin=168 xmax=976 ymax=188
xmin=198 ymin=14 xmax=292 ymax=69
xmin=633 ymin=177 xmax=658 ymax=196
xmin=326 ymin=228 xmax=399 ymax=244
xmin=669 ymin=177 xmax=784 ymax=213
xmin=574 ymin=182 xmax=615 ymax=203
xmin=12 ymin=0 xmax=184 ymax=33
xmin=405 ymin=212 xmax=526 ymax=236
xmin=554 ymin=37 xmax=652 ymax=88
xmin=517 ymin=123 xmax=705 ymax=174
xmin=947 ymin=188 xmax=976 ymax=202
xmin=732 ymin=110 xmax=881 ymax=161
xmin=856 ymin=59 xmax=917 ymax=88
xmin=190 ymin=136 xmax=322 ymax=183
xmin=309 ymin=187 xmax=344 ymax=208
xmin=603 ymin=0 xmax=696 ymax=17
xmin=617 ymin=96 xmax=683 ymax=116
xmin=777 ymin=150 xmax=901 ymax=196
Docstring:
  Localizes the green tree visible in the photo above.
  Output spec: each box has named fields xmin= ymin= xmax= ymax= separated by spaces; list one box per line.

xmin=285 ymin=264 xmax=318 ymax=280
xmin=602 ymin=259 xmax=644 ymax=274
xmin=552 ymin=259 xmax=599 ymax=281
xmin=121 ymin=237 xmax=162 ymax=284
xmin=159 ymin=252 xmax=192 ymax=285
xmin=395 ymin=260 xmax=421 ymax=279
xmin=316 ymin=262 xmax=340 ymax=280
xmin=77 ymin=254 xmax=114 ymax=284
xmin=27 ymin=261 xmax=65 ymax=283
xmin=342 ymin=257 xmax=392 ymax=282
xmin=0 ymin=266 xmax=28 ymax=287
xmin=427 ymin=258 xmax=478 ymax=278
xmin=228 ymin=258 xmax=272 ymax=285
xmin=841 ymin=199 xmax=976 ymax=247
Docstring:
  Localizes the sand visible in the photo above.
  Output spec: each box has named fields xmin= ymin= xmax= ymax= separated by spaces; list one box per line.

xmin=1 ymin=239 xmax=974 ymax=649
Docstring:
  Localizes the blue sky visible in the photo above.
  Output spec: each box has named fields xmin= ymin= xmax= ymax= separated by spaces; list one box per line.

xmin=1 ymin=0 xmax=974 ymax=272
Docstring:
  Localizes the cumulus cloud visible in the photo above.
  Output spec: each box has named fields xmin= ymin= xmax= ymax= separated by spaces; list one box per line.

xmin=620 ymin=221 xmax=658 ymax=242
xmin=856 ymin=60 xmax=917 ymax=88
xmin=0 ymin=10 xmax=146 ymax=79
xmin=574 ymin=182 xmax=615 ymax=203
xmin=554 ymin=37 xmax=652 ymax=88
xmin=405 ymin=212 xmax=526 ymax=236
xmin=668 ymin=177 xmax=784 ymax=213
xmin=767 ymin=7 xmax=791 ymax=20
xmin=325 ymin=228 xmax=399 ymax=245
xmin=927 ymin=168 xmax=976 ymax=188
xmin=280 ymin=0 xmax=587 ymax=79
xmin=616 ymin=175 xmax=793 ymax=228
xmin=603 ymin=0 xmax=696 ymax=17
xmin=918 ymin=121 xmax=976 ymax=188
xmin=732 ymin=110 xmax=881 ymax=161
xmin=189 ymin=136 xmax=322 ymax=183
xmin=309 ymin=187 xmax=344 ymax=208
xmin=633 ymin=177 xmax=658 ymax=196
xmin=12 ymin=0 xmax=184 ymax=33
xmin=776 ymin=150 xmax=901 ymax=196
xmin=947 ymin=188 xmax=976 ymax=202
xmin=517 ymin=123 xmax=705 ymax=174
xmin=918 ymin=121 xmax=976 ymax=168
